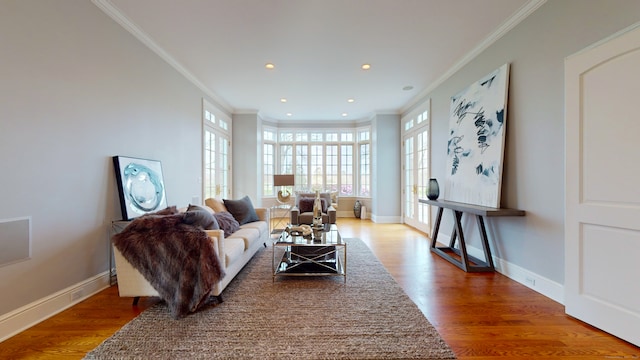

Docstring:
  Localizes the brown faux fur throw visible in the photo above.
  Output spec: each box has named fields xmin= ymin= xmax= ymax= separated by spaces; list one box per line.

xmin=113 ymin=213 xmax=225 ymax=319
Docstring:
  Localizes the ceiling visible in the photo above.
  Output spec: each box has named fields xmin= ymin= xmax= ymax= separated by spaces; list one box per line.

xmin=96 ymin=0 xmax=538 ymax=122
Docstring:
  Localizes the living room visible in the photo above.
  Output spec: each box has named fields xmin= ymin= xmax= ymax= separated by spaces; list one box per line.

xmin=1 ymin=0 xmax=640 ymax=355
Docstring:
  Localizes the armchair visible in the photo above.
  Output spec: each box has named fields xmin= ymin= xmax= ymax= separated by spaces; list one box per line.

xmin=290 ymin=192 xmax=337 ymax=225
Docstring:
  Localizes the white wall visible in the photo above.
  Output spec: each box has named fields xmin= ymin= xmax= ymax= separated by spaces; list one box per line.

xmin=0 ymin=0 xmax=218 ymax=317
xmin=413 ymin=0 xmax=640 ymax=291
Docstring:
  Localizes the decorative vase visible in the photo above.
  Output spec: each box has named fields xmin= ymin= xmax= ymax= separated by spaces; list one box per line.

xmin=312 ymin=190 xmax=323 ymax=228
xmin=427 ymin=178 xmax=440 ymax=200
xmin=353 ymin=200 xmax=362 ymax=218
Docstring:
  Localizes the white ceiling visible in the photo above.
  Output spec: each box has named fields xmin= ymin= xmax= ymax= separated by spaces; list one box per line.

xmin=96 ymin=0 xmax=538 ymax=122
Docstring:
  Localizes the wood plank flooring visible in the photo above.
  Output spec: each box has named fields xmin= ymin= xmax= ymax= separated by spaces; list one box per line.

xmin=1 ymin=218 xmax=638 ymax=359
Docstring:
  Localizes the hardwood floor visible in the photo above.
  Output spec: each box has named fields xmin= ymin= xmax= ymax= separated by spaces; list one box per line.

xmin=1 ymin=218 xmax=638 ymax=359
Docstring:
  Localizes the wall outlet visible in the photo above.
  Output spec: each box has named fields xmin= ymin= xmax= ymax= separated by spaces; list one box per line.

xmin=70 ymin=290 xmax=83 ymax=301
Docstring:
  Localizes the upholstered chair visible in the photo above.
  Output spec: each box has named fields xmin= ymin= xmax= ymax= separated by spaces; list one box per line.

xmin=290 ymin=192 xmax=337 ymax=225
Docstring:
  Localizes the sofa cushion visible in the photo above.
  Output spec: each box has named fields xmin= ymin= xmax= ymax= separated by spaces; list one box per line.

xmin=224 ymin=196 xmax=259 ymax=225
xmin=229 ymin=227 xmax=260 ymax=250
xmin=183 ymin=204 xmax=219 ymax=230
xmin=240 ymin=220 xmax=268 ymax=238
xmin=205 ymin=198 xmax=227 ymax=213
xmin=224 ymin=238 xmax=245 ymax=267
xmin=213 ymin=211 xmax=240 ymax=237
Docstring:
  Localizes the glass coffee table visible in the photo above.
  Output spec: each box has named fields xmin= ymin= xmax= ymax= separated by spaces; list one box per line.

xmin=272 ymin=224 xmax=346 ymax=282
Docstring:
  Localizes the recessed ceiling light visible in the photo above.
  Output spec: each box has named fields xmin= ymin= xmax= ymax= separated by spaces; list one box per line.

xmin=361 ymin=64 xmax=371 ymax=70
xmin=265 ymin=63 xmax=275 ymax=70
xmin=403 ymin=85 xmax=414 ymax=91
xmin=347 ymin=98 xmax=355 ymax=103
xmin=286 ymin=113 xmax=292 ymax=117
xmin=280 ymin=98 xmax=287 ymax=103
xmin=342 ymin=113 xmax=348 ymax=117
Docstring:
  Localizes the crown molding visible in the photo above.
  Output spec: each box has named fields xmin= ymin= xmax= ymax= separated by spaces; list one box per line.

xmin=401 ymin=0 xmax=547 ymax=114
xmin=92 ymin=0 xmax=233 ymax=114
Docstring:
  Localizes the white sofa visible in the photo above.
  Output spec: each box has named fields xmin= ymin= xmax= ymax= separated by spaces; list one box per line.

xmin=112 ymin=203 xmax=269 ymax=304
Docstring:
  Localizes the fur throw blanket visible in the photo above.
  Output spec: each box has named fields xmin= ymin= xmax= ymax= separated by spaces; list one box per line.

xmin=113 ymin=214 xmax=225 ymax=319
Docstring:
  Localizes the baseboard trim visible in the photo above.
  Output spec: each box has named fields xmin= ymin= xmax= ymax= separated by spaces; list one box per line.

xmin=435 ymin=233 xmax=564 ymax=304
xmin=0 ymin=272 xmax=111 ymax=342
xmin=370 ymin=215 xmax=402 ymax=224
xmin=492 ymin=255 xmax=564 ymax=304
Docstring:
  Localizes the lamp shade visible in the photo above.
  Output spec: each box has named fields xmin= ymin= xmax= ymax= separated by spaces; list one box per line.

xmin=273 ymin=174 xmax=295 ymax=186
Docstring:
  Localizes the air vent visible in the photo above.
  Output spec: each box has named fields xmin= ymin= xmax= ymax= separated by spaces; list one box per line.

xmin=0 ymin=217 xmax=31 ymax=267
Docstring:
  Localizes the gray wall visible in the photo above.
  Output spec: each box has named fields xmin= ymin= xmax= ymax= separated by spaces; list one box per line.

xmin=371 ymin=114 xmax=401 ymax=223
xmin=417 ymin=0 xmax=640 ymax=286
xmin=231 ymin=113 xmax=262 ymax=204
xmin=0 ymin=0 xmax=218 ymax=314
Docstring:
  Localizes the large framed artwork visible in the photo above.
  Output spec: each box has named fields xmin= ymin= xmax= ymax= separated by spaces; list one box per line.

xmin=113 ymin=156 xmax=168 ymax=220
xmin=444 ymin=63 xmax=510 ymax=208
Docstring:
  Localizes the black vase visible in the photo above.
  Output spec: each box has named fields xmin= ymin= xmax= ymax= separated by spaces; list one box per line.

xmin=427 ymin=178 xmax=440 ymax=200
xmin=353 ymin=200 xmax=362 ymax=218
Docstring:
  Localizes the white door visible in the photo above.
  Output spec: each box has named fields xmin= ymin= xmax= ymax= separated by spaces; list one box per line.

xmin=565 ymin=23 xmax=640 ymax=346
xmin=402 ymin=104 xmax=431 ymax=234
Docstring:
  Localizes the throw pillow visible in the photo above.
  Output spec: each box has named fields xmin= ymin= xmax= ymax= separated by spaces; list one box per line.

xmin=205 ymin=198 xmax=227 ymax=213
xmin=187 ymin=204 xmax=215 ymax=215
xmin=213 ymin=211 xmax=240 ymax=238
xmin=298 ymin=198 xmax=315 ymax=213
xmin=223 ymin=196 xmax=259 ymax=225
xmin=183 ymin=204 xmax=219 ymax=230
xmin=298 ymin=198 xmax=327 ymax=213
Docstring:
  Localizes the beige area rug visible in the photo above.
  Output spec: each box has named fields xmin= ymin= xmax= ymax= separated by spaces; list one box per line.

xmin=85 ymin=238 xmax=456 ymax=359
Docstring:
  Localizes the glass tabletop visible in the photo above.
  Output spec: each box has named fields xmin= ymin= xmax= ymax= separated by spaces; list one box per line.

xmin=275 ymin=223 xmax=343 ymax=245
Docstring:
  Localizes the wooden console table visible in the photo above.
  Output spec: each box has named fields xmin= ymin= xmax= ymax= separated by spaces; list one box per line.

xmin=419 ymin=199 xmax=525 ymax=272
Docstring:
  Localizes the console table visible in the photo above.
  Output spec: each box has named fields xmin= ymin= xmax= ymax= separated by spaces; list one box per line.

xmin=419 ymin=199 xmax=525 ymax=272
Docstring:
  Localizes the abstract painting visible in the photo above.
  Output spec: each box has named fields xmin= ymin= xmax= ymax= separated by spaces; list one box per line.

xmin=444 ymin=63 xmax=509 ymax=208
xmin=113 ymin=156 xmax=167 ymax=220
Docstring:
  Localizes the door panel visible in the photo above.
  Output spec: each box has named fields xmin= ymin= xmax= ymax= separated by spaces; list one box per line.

xmin=565 ymin=24 xmax=640 ymax=346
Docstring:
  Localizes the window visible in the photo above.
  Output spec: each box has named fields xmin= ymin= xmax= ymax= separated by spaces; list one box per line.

xmin=263 ymin=127 xmax=370 ymax=197
xmin=310 ymin=145 xmax=323 ymax=190
xmin=359 ymin=143 xmax=371 ymax=196
xmin=340 ymin=144 xmax=354 ymax=195
xmin=358 ymin=130 xmax=371 ymax=196
xmin=326 ymin=145 xmax=338 ymax=192
xmin=295 ymin=144 xmax=308 ymax=188
xmin=203 ymin=99 xmax=232 ymax=200
xmin=263 ymin=143 xmax=275 ymax=196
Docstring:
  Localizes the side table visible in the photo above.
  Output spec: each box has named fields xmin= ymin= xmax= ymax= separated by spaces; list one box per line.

xmin=110 ymin=220 xmax=131 ymax=285
xmin=269 ymin=204 xmax=292 ymax=234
